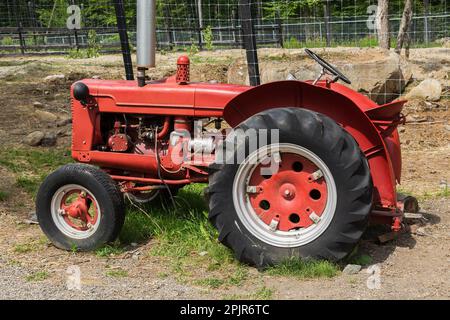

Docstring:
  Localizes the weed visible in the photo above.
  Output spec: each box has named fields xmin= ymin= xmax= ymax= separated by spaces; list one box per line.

xmin=349 ymin=254 xmax=373 ymax=266
xmin=0 ymin=190 xmax=9 ymax=201
xmin=266 ymin=258 xmax=339 ymax=279
xmin=203 ymin=26 xmax=214 ymax=50
xmin=105 ymin=268 xmax=128 ymax=278
xmin=95 ymin=245 xmax=124 ymax=257
xmin=252 ymin=286 xmax=274 ymax=300
xmin=196 ymin=277 xmax=224 ymax=289
xmin=26 ymin=271 xmax=49 ymax=282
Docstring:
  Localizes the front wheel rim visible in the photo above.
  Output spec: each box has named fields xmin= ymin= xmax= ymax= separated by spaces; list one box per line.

xmin=232 ymin=143 xmax=337 ymax=248
xmin=50 ymin=184 xmax=101 ymax=239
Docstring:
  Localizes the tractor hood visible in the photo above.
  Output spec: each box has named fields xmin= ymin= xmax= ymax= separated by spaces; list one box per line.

xmin=76 ymin=78 xmax=250 ymax=117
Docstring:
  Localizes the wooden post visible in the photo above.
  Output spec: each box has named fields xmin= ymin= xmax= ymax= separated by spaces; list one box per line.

xmin=113 ymin=0 xmax=134 ymax=80
xmin=239 ymin=0 xmax=260 ymax=86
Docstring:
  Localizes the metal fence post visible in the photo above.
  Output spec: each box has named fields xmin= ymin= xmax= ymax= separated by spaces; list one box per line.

xmin=239 ymin=0 xmax=260 ymax=86
xmin=113 ymin=0 xmax=134 ymax=80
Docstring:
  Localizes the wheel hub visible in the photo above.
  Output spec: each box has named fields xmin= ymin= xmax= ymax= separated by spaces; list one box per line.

xmin=247 ymin=152 xmax=328 ymax=232
xmin=53 ymin=186 xmax=100 ymax=234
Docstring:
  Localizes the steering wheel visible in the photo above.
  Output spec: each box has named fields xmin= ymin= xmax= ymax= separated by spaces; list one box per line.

xmin=304 ymin=48 xmax=351 ymax=85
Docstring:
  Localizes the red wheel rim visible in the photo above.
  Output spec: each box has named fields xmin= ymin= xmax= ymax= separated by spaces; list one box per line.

xmin=60 ymin=189 xmax=99 ymax=231
xmin=247 ymin=153 xmax=328 ymax=231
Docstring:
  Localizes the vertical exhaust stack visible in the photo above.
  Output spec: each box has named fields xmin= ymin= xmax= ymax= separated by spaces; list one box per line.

xmin=136 ymin=0 xmax=156 ymax=87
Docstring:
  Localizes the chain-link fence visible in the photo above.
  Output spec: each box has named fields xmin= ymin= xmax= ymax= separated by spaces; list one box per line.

xmin=0 ymin=0 xmax=448 ymax=55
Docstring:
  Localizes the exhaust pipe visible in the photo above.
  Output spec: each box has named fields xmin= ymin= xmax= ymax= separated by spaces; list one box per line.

xmin=136 ymin=0 xmax=156 ymax=87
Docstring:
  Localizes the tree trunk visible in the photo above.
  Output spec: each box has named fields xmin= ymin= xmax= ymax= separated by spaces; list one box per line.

xmin=377 ymin=0 xmax=390 ymax=49
xmin=395 ymin=0 xmax=413 ymax=55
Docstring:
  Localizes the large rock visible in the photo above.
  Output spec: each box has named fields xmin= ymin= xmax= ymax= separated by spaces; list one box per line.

xmin=44 ymin=74 xmax=65 ymax=84
xmin=35 ymin=110 xmax=58 ymax=122
xmin=24 ymin=131 xmax=45 ymax=146
xmin=227 ymin=50 xmax=412 ymax=104
xmin=41 ymin=132 xmax=57 ymax=147
xmin=405 ymin=79 xmax=442 ymax=101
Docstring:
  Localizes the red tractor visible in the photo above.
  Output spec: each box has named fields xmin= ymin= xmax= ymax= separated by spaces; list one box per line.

xmin=36 ymin=1 xmax=415 ymax=267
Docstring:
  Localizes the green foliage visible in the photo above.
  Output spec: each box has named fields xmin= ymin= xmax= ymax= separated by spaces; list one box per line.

xmin=26 ymin=271 xmax=49 ymax=282
xmin=0 ymin=190 xmax=8 ymax=202
xmin=1 ymin=36 xmax=14 ymax=46
xmin=105 ymin=268 xmax=128 ymax=278
xmin=67 ymin=30 xmax=100 ymax=59
xmin=189 ymin=39 xmax=200 ymax=56
xmin=0 ymin=147 xmax=71 ymax=197
xmin=95 ymin=245 xmax=124 ymax=258
xmin=267 ymin=258 xmax=339 ymax=279
xmin=202 ymin=26 xmax=214 ymax=51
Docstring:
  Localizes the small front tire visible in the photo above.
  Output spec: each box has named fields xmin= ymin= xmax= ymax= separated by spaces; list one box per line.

xmin=36 ymin=164 xmax=125 ymax=251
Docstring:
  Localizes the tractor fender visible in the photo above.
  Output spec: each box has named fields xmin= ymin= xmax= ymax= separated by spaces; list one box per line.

xmin=223 ymin=80 xmax=397 ymax=210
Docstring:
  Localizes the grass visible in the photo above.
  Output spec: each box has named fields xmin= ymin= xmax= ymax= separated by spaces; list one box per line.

xmin=105 ymin=268 xmax=128 ymax=278
xmin=26 ymin=271 xmax=49 ymax=282
xmin=0 ymin=190 xmax=9 ymax=201
xmin=95 ymin=245 xmax=124 ymax=258
xmin=14 ymin=237 xmax=49 ymax=253
xmin=224 ymin=286 xmax=274 ymax=300
xmin=349 ymin=254 xmax=373 ymax=266
xmin=266 ymin=258 xmax=339 ymax=279
xmin=0 ymin=147 xmax=340 ymax=287
xmin=0 ymin=147 xmax=71 ymax=197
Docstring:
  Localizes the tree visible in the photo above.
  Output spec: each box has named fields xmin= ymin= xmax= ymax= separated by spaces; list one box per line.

xmin=376 ymin=0 xmax=390 ymax=49
xmin=395 ymin=0 xmax=413 ymax=58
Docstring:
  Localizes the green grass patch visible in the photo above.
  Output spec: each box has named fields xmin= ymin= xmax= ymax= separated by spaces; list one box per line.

xmin=26 ymin=271 xmax=49 ymax=282
xmin=349 ymin=254 xmax=373 ymax=266
xmin=0 ymin=190 xmax=9 ymax=201
xmin=195 ymin=277 xmax=224 ymax=289
xmin=95 ymin=245 xmax=124 ymax=258
xmin=0 ymin=147 xmax=71 ymax=197
xmin=105 ymin=268 xmax=128 ymax=278
xmin=266 ymin=258 xmax=339 ymax=279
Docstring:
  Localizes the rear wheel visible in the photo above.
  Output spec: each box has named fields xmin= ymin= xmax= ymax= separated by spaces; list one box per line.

xmin=36 ymin=164 xmax=125 ymax=251
xmin=207 ymin=107 xmax=373 ymax=267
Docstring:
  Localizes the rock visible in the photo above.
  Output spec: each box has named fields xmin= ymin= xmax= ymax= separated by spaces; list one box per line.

xmin=24 ymin=131 xmax=45 ymax=146
xmin=198 ymin=251 xmax=208 ymax=256
xmin=227 ymin=51 xmax=412 ymax=104
xmin=56 ymin=117 xmax=72 ymax=127
xmin=406 ymin=79 xmax=442 ymax=101
xmin=33 ymin=101 xmax=44 ymax=109
xmin=342 ymin=264 xmax=362 ymax=275
xmin=41 ymin=132 xmax=57 ymax=147
xmin=44 ymin=74 xmax=65 ymax=84
xmin=35 ymin=110 xmax=58 ymax=122
xmin=23 ymin=212 xmax=38 ymax=225
xmin=444 ymin=124 xmax=450 ymax=132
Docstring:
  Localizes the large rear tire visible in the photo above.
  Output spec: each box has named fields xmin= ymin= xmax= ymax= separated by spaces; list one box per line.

xmin=36 ymin=164 xmax=125 ymax=251
xmin=207 ymin=108 xmax=373 ymax=267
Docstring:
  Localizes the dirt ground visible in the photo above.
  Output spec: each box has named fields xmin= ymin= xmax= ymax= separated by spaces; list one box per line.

xmin=0 ymin=48 xmax=449 ymax=300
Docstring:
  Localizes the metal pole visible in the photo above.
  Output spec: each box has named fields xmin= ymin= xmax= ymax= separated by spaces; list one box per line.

xmin=239 ymin=0 xmax=260 ymax=86
xmin=113 ymin=0 xmax=134 ymax=80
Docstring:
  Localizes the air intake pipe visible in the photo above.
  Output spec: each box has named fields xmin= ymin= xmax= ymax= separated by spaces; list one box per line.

xmin=136 ymin=0 xmax=156 ymax=87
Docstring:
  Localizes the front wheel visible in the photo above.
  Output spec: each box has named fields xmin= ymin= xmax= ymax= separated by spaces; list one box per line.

xmin=36 ymin=164 xmax=125 ymax=251
xmin=207 ymin=108 xmax=373 ymax=267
